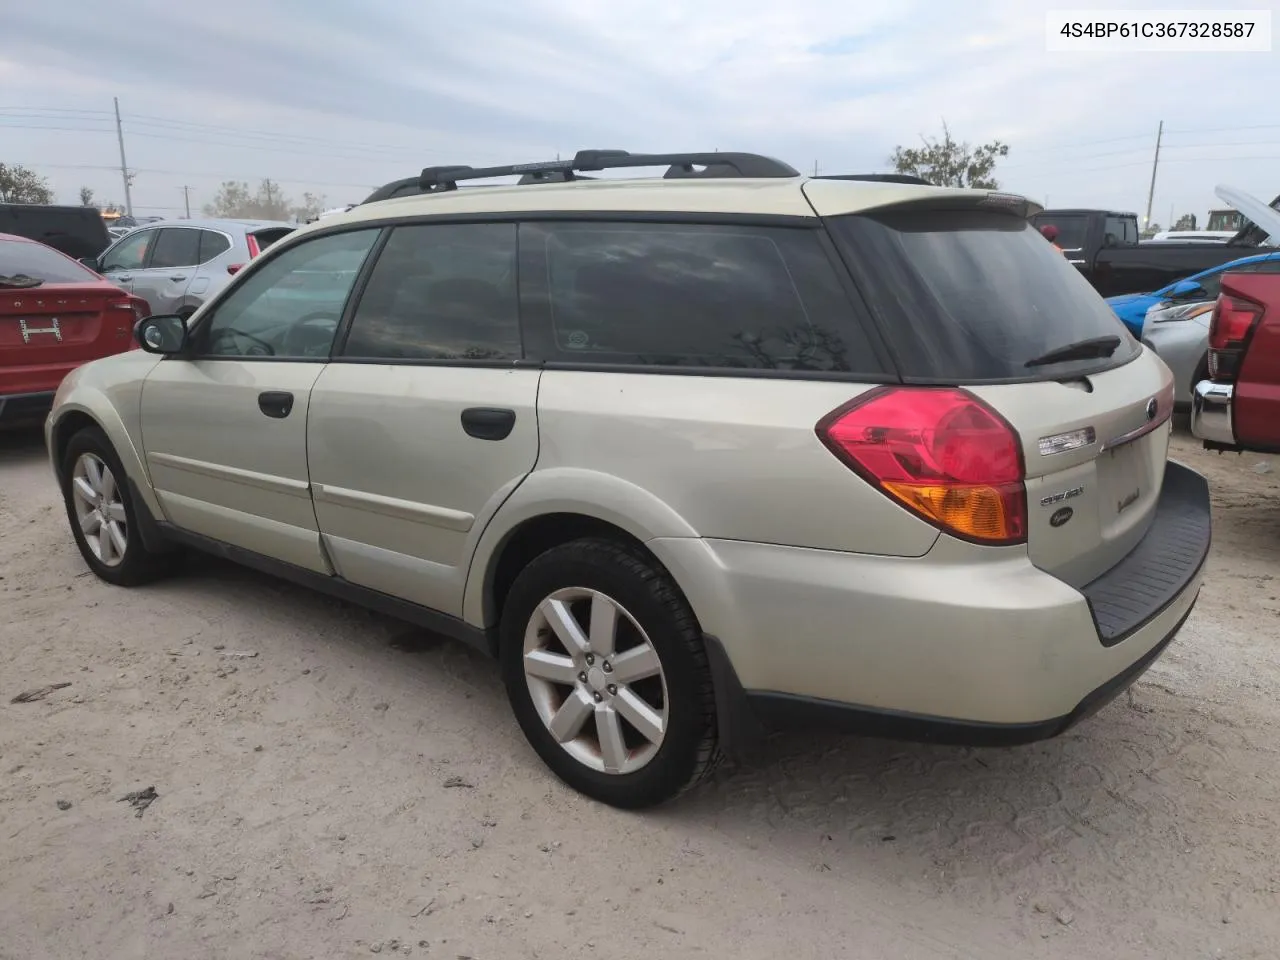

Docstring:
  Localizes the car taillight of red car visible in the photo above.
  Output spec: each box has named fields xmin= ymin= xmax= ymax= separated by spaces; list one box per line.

xmin=1207 ymin=292 xmax=1264 ymax=383
xmin=816 ymin=387 xmax=1027 ymax=546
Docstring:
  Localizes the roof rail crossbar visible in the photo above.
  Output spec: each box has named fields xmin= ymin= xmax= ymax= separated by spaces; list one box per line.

xmin=819 ymin=173 xmax=934 ymax=186
xmin=362 ymin=150 xmax=802 ymax=204
xmin=573 ymin=150 xmax=799 ymax=178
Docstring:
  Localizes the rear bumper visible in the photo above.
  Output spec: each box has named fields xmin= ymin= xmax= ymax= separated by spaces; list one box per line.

xmin=0 ymin=390 xmax=56 ymax=425
xmin=1191 ymin=380 xmax=1235 ymax=446
xmin=651 ymin=461 xmax=1211 ymax=756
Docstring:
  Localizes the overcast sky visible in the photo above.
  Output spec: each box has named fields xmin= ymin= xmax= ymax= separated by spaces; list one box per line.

xmin=2 ymin=0 xmax=1277 ymax=224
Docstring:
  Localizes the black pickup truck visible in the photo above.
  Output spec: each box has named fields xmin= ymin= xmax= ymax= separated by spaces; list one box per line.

xmin=1030 ymin=206 xmax=1271 ymax=298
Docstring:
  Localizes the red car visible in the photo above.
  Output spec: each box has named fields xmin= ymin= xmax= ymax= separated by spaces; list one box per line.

xmin=1191 ymin=272 xmax=1280 ymax=454
xmin=0 ymin=233 xmax=150 ymax=428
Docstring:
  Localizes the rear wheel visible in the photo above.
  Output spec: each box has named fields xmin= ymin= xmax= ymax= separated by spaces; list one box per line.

xmin=61 ymin=427 xmax=170 ymax=586
xmin=500 ymin=538 xmax=719 ymax=808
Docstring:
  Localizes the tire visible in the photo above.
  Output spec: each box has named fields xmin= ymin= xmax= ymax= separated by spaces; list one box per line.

xmin=499 ymin=538 xmax=719 ymax=808
xmin=60 ymin=427 xmax=171 ymax=587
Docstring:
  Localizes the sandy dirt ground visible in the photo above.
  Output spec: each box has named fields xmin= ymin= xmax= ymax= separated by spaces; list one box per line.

xmin=2 ymin=422 xmax=1278 ymax=960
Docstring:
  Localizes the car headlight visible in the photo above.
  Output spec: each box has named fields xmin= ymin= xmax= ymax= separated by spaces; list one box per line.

xmin=1151 ymin=301 xmax=1214 ymax=323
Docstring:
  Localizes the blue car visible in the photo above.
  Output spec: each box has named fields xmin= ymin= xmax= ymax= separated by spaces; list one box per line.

xmin=1105 ymin=250 xmax=1280 ymax=338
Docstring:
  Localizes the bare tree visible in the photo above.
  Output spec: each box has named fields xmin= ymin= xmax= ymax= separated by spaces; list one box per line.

xmin=78 ymin=186 xmax=96 ymax=206
xmin=1173 ymin=213 xmax=1197 ymax=230
xmin=204 ymin=179 xmax=302 ymax=220
xmin=0 ymin=163 xmax=55 ymax=204
xmin=890 ymin=121 xmax=1009 ymax=189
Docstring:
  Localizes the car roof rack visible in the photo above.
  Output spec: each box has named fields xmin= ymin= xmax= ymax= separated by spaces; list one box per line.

xmin=360 ymin=150 xmax=800 ymax=204
xmin=818 ymin=173 xmax=934 ymax=186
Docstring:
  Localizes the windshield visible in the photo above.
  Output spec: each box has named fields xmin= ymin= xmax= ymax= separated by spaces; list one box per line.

xmin=828 ymin=208 xmax=1140 ymax=382
xmin=0 ymin=237 xmax=100 ymax=283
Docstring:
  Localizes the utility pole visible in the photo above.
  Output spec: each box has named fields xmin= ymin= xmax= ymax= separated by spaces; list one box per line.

xmin=813 ymin=160 xmax=819 ymax=176
xmin=1143 ymin=120 xmax=1163 ymax=230
xmin=181 ymin=185 xmax=191 ymax=218
xmin=113 ymin=97 xmax=133 ymax=218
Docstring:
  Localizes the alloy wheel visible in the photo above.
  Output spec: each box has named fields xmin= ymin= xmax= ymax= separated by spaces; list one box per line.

xmin=522 ymin=587 xmax=669 ymax=775
xmin=71 ymin=453 xmax=128 ymax=567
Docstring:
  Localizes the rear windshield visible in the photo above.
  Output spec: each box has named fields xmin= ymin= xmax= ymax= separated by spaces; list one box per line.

xmin=252 ymin=228 xmax=294 ymax=251
xmin=1030 ymin=214 xmax=1089 ymax=251
xmin=0 ymin=237 xmax=98 ymax=284
xmin=829 ymin=209 xmax=1139 ymax=382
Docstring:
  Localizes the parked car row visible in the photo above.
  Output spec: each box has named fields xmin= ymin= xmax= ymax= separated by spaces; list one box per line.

xmin=34 ymin=149 xmax=1214 ymax=809
xmin=0 ymin=233 xmax=149 ymax=425
xmin=1031 ymin=185 xmax=1279 ymax=298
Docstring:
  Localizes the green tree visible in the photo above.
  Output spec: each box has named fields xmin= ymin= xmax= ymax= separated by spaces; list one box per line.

xmin=1173 ymin=213 xmax=1197 ymax=230
xmin=889 ymin=122 xmax=1009 ymax=189
xmin=0 ymin=163 xmax=55 ymax=204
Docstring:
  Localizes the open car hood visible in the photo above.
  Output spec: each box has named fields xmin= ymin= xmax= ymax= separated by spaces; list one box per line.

xmin=1215 ymin=184 xmax=1280 ymax=243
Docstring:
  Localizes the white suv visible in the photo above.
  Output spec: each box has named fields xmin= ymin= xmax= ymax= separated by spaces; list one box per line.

xmin=45 ymin=150 xmax=1212 ymax=808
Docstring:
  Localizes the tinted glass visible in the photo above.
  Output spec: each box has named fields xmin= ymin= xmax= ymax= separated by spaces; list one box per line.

xmin=101 ymin=229 xmax=153 ymax=271
xmin=197 ymin=230 xmax=232 ymax=263
xmin=0 ymin=237 xmax=99 ymax=283
xmin=1241 ymin=257 xmax=1280 ymax=274
xmin=252 ymin=228 xmax=294 ymax=251
xmin=343 ymin=223 xmax=520 ymax=361
xmin=149 ymin=228 xmax=201 ymax=269
xmin=1031 ymin=215 xmax=1088 ymax=250
xmin=199 ymin=229 xmax=379 ymax=359
xmin=829 ymin=209 xmax=1139 ymax=381
xmin=525 ymin=222 xmax=881 ymax=373
xmin=1104 ymin=216 xmax=1138 ymax=245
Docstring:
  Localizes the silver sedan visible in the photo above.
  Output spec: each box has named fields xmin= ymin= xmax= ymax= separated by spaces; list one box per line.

xmin=1141 ymin=298 xmax=1213 ymax=407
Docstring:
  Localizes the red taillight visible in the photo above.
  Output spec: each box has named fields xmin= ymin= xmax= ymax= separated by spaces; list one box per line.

xmin=246 ymin=234 xmax=262 ymax=258
xmin=816 ymin=387 xmax=1027 ymax=545
xmin=1207 ymin=293 xmax=1263 ymax=382
xmin=227 ymin=263 xmax=244 ymax=275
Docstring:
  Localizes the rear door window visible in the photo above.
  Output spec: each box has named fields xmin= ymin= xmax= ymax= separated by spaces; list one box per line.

xmin=149 ymin=228 xmax=201 ymax=269
xmin=1103 ymin=216 xmax=1137 ymax=246
xmin=828 ymin=208 xmax=1139 ymax=382
xmin=198 ymin=230 xmax=232 ymax=263
xmin=521 ymin=221 xmax=884 ymax=374
xmin=0 ymin=237 xmax=99 ymax=283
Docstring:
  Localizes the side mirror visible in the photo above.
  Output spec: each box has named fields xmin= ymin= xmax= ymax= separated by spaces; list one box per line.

xmin=1168 ymin=279 xmax=1205 ymax=299
xmin=134 ymin=315 xmax=188 ymax=355
xmin=79 ymin=256 xmax=100 ymax=271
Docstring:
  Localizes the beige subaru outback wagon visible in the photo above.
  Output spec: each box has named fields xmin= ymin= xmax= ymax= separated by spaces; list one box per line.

xmin=45 ymin=150 xmax=1212 ymax=808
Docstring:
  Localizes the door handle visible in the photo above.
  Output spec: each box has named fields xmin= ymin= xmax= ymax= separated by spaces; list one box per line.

xmin=460 ymin=407 xmax=516 ymax=441
xmin=258 ymin=391 xmax=295 ymax=419
xmin=116 ymin=274 xmax=133 ymax=282
xmin=169 ymin=274 xmax=188 ymax=282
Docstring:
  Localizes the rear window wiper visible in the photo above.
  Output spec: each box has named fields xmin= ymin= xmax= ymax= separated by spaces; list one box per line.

xmin=0 ymin=274 xmax=44 ymax=289
xmin=1024 ymin=335 xmax=1122 ymax=368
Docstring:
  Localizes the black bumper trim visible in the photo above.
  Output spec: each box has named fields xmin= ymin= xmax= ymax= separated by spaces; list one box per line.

xmin=1081 ymin=460 xmax=1211 ymax=647
xmin=0 ymin=390 xmax=55 ymax=424
xmin=705 ymin=596 xmax=1198 ymax=756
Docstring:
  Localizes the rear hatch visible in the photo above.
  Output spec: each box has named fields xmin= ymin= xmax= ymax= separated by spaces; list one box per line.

xmin=0 ymin=239 xmax=140 ymax=394
xmin=822 ymin=194 xmax=1172 ymax=587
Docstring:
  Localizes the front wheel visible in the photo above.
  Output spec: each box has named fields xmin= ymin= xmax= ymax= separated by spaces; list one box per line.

xmin=61 ymin=427 xmax=171 ymax=586
xmin=500 ymin=538 xmax=719 ymax=808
